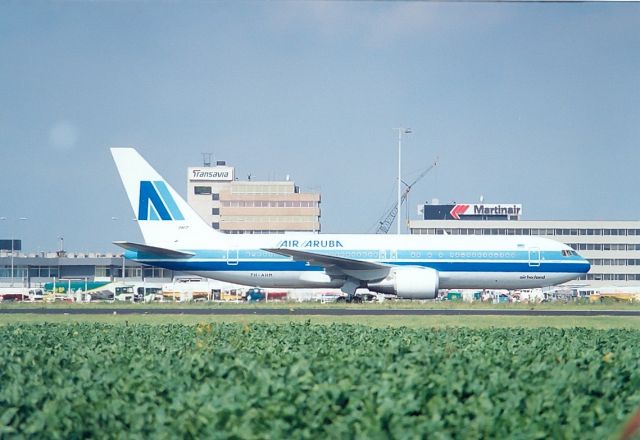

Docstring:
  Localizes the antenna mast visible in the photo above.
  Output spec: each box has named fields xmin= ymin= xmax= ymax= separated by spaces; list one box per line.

xmin=201 ymin=153 xmax=212 ymax=167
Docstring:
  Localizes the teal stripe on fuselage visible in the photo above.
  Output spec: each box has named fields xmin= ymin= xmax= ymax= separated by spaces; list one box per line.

xmin=126 ymin=247 xmax=590 ymax=275
xmin=136 ymin=260 xmax=589 ymax=274
xmin=127 ymin=249 xmax=584 ymax=263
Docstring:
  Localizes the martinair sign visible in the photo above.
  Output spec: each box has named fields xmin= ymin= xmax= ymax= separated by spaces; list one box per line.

xmin=188 ymin=167 xmax=234 ymax=182
xmin=450 ymin=204 xmax=522 ymax=220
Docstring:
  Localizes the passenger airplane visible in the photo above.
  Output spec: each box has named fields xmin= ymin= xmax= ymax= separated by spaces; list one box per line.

xmin=111 ymin=148 xmax=590 ymax=299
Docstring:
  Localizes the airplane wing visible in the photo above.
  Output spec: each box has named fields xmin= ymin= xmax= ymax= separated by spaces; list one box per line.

xmin=263 ymin=248 xmax=391 ymax=281
xmin=114 ymin=241 xmax=195 ymax=259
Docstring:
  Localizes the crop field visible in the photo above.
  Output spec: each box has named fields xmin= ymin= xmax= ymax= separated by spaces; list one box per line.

xmin=2 ymin=323 xmax=640 ymax=438
xmin=1 ymin=313 xmax=640 ymax=329
xmin=2 ymin=299 xmax=640 ymax=310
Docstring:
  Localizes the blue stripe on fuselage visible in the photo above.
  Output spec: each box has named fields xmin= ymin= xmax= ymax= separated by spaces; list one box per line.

xmin=131 ymin=249 xmax=582 ymax=261
xmin=126 ymin=248 xmax=590 ymax=274
xmin=132 ymin=259 xmax=589 ymax=274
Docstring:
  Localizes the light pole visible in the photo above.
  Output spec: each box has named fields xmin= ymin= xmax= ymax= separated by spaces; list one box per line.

xmin=0 ymin=217 xmax=5 ymax=281
xmin=393 ymin=128 xmax=411 ymax=234
xmin=1 ymin=217 xmax=28 ymax=285
xmin=112 ymin=217 xmax=126 ymax=284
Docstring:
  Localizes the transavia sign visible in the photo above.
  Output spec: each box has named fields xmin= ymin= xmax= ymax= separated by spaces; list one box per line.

xmin=450 ymin=204 xmax=522 ymax=220
xmin=188 ymin=167 xmax=234 ymax=182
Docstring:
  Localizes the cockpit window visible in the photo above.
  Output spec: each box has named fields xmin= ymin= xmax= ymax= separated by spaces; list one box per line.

xmin=562 ymin=250 xmax=578 ymax=257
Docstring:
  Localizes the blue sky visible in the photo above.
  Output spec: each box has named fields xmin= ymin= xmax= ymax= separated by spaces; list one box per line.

xmin=1 ymin=1 xmax=639 ymax=252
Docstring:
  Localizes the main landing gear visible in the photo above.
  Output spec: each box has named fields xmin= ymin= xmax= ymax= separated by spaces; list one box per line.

xmin=338 ymin=278 xmax=365 ymax=303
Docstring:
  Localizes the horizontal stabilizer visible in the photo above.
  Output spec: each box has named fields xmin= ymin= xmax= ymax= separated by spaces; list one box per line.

xmin=114 ymin=241 xmax=194 ymax=259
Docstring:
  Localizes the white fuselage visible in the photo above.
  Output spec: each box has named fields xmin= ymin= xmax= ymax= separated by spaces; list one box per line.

xmin=127 ymin=233 xmax=590 ymax=290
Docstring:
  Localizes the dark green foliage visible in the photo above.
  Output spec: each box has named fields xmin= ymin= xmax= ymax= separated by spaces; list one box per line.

xmin=0 ymin=323 xmax=639 ymax=439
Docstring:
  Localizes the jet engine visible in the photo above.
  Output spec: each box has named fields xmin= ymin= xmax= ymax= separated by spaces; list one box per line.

xmin=368 ymin=267 xmax=439 ymax=299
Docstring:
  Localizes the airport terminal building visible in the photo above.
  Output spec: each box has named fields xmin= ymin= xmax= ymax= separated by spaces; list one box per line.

xmin=0 ymin=246 xmax=173 ymax=287
xmin=409 ymin=201 xmax=640 ymax=287
xmin=187 ymin=161 xmax=321 ymax=234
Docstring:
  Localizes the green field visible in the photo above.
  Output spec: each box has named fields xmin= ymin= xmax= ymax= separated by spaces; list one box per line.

xmin=2 ymin=299 xmax=640 ymax=310
xmin=1 ymin=323 xmax=639 ymax=438
xmin=1 ymin=313 xmax=640 ymax=329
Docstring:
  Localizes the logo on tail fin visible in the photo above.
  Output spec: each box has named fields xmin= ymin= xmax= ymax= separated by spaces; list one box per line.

xmin=138 ymin=181 xmax=184 ymax=221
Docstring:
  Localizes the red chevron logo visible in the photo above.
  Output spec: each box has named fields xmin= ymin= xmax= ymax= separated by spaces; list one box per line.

xmin=450 ymin=204 xmax=469 ymax=220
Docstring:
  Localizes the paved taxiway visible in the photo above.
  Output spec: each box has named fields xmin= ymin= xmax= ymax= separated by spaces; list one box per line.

xmin=1 ymin=308 xmax=639 ymax=316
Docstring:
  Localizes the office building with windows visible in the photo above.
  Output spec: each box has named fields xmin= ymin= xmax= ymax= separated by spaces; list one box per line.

xmin=410 ymin=202 xmax=640 ymax=287
xmin=187 ymin=161 xmax=321 ymax=234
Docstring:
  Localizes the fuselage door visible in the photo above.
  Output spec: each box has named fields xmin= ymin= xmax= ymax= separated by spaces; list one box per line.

xmin=528 ymin=247 xmax=540 ymax=267
xmin=227 ymin=248 xmax=239 ymax=266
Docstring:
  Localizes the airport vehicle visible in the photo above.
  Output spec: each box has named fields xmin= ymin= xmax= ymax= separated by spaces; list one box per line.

xmin=71 ymin=282 xmax=164 ymax=302
xmin=315 ymin=292 xmax=342 ymax=303
xmin=587 ymin=286 xmax=640 ymax=303
xmin=0 ymin=287 xmax=32 ymax=301
xmin=111 ymin=148 xmax=590 ymax=300
xmin=162 ymin=277 xmax=243 ymax=301
xmin=219 ymin=290 xmax=243 ymax=301
xmin=44 ymin=280 xmax=111 ymax=294
xmin=263 ymin=290 xmax=288 ymax=301
xmin=28 ymin=288 xmax=45 ymax=301
xmin=89 ymin=290 xmax=115 ymax=301
xmin=245 ymin=288 xmax=266 ymax=302
xmin=0 ymin=288 xmax=45 ymax=301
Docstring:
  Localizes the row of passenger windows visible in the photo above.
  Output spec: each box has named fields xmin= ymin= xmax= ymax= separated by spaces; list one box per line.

xmin=414 ymin=228 xmax=640 ymax=236
xmin=311 ymin=251 xmax=519 ymax=259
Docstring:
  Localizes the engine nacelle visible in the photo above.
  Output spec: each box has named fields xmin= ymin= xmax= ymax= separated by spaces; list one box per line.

xmin=368 ymin=267 xmax=440 ymax=299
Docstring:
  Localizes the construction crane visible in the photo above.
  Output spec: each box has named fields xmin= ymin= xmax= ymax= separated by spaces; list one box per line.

xmin=375 ymin=158 xmax=438 ymax=234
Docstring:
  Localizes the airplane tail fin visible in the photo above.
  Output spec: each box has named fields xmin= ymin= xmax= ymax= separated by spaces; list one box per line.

xmin=110 ymin=147 xmax=223 ymax=249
